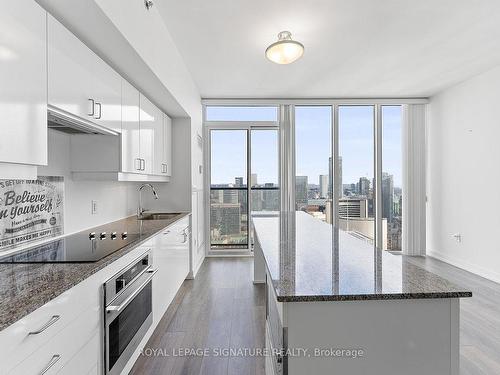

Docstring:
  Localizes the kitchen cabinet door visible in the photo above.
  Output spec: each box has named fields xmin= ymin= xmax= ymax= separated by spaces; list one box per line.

xmin=48 ymin=15 xmax=94 ymax=122
xmin=163 ymin=114 xmax=173 ymax=177
xmin=152 ymin=218 xmax=190 ymax=325
xmin=153 ymin=110 xmax=165 ymax=176
xmin=0 ymin=0 xmax=47 ymax=167
xmin=91 ymin=53 xmax=122 ymax=133
xmin=121 ymin=80 xmax=141 ymax=173
xmin=139 ymin=94 xmax=157 ymax=175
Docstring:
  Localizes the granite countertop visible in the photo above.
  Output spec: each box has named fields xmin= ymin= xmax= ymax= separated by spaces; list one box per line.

xmin=0 ymin=212 xmax=190 ymax=330
xmin=253 ymin=212 xmax=472 ymax=302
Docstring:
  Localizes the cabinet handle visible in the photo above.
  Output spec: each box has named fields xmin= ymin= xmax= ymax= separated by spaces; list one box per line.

xmin=95 ymin=102 xmax=102 ymax=119
xmin=163 ymin=230 xmax=170 ymax=235
xmin=141 ymin=159 xmax=146 ymax=171
xmin=135 ymin=158 xmax=142 ymax=171
xmin=39 ymin=354 xmax=61 ymax=375
xmin=28 ymin=315 xmax=60 ymax=335
xmin=88 ymin=99 xmax=95 ymax=116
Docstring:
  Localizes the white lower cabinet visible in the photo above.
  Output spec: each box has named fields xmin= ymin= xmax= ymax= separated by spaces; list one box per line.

xmin=57 ymin=330 xmax=100 ymax=375
xmin=152 ymin=216 xmax=190 ymax=325
xmin=8 ymin=305 xmax=99 ymax=375
xmin=0 ymin=274 xmax=100 ymax=373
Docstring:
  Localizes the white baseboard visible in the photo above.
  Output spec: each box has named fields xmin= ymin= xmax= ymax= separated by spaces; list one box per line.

xmin=427 ymin=250 xmax=500 ymax=284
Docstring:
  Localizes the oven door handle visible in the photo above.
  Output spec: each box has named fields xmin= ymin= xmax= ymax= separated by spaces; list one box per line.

xmin=106 ymin=269 xmax=158 ymax=313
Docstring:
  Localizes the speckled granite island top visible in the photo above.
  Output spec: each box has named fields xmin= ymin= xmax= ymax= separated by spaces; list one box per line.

xmin=253 ymin=212 xmax=472 ymax=302
xmin=0 ymin=212 xmax=189 ymax=330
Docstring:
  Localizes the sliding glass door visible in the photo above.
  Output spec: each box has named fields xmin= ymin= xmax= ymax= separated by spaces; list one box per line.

xmin=208 ymin=125 xmax=279 ymax=251
xmin=210 ymin=130 xmax=249 ymax=249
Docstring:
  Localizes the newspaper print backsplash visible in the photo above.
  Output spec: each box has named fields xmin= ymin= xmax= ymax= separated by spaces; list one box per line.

xmin=0 ymin=177 xmax=64 ymax=252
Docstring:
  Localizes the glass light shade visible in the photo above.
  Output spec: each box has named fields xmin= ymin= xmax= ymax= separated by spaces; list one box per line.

xmin=265 ymin=31 xmax=304 ymax=64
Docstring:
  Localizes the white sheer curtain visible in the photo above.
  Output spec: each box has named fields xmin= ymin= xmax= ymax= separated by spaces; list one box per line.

xmin=402 ymin=104 xmax=427 ymax=256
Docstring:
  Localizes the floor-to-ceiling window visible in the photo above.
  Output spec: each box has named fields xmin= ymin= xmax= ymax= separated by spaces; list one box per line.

xmin=204 ymin=102 xmax=405 ymax=254
xmin=294 ymin=106 xmax=332 ymax=222
xmin=381 ymin=105 xmax=403 ymax=251
xmin=338 ymin=106 xmax=376 ymax=245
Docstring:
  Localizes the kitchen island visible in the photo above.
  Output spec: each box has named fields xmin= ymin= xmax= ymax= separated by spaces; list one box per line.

xmin=253 ymin=212 xmax=471 ymax=375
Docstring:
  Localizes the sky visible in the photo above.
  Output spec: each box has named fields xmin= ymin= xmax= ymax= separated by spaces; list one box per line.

xmin=209 ymin=105 xmax=402 ymax=188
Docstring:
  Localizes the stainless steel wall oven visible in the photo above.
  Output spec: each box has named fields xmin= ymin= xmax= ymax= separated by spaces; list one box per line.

xmin=103 ymin=250 xmax=157 ymax=375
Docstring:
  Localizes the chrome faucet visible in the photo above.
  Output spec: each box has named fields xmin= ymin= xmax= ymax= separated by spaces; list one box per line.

xmin=137 ymin=184 xmax=159 ymax=218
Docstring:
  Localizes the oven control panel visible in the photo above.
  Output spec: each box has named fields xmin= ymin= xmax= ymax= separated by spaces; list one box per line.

xmin=103 ymin=250 xmax=151 ymax=302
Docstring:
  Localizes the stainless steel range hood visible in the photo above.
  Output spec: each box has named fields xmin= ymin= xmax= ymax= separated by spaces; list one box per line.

xmin=47 ymin=105 xmax=119 ymax=136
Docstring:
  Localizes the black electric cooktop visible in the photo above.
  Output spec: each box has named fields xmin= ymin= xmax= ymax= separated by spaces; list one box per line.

xmin=0 ymin=230 xmax=140 ymax=263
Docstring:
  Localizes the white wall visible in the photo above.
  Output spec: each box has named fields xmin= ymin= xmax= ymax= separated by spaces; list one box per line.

xmin=37 ymin=129 xmax=138 ymax=234
xmin=427 ymin=65 xmax=500 ymax=283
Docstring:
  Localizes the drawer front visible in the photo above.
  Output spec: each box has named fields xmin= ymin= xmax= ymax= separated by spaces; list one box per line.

xmin=0 ymin=276 xmax=100 ymax=373
xmin=8 ymin=304 xmax=100 ymax=375
xmin=266 ymin=275 xmax=286 ymax=375
xmin=56 ymin=330 xmax=100 ymax=375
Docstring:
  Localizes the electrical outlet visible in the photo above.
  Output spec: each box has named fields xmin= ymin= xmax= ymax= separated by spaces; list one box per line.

xmin=91 ymin=200 xmax=98 ymax=215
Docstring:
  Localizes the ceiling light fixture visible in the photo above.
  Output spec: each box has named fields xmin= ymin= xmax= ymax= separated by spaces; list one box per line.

xmin=265 ymin=31 xmax=304 ymax=65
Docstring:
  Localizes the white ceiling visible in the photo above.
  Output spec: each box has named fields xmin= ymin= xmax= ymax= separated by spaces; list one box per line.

xmin=157 ymin=0 xmax=500 ymax=99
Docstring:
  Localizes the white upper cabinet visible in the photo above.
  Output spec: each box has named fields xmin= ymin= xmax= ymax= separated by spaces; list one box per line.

xmin=163 ymin=114 xmax=173 ymax=177
xmin=139 ymin=94 xmax=160 ymax=175
xmin=90 ymin=52 xmax=122 ymax=133
xmin=0 ymin=0 xmax=47 ymax=176
xmin=121 ymin=80 xmax=141 ymax=173
xmin=46 ymin=14 xmax=172 ymax=181
xmin=48 ymin=15 xmax=93 ymax=121
xmin=48 ymin=15 xmax=121 ymax=133
xmin=153 ymin=111 xmax=165 ymax=176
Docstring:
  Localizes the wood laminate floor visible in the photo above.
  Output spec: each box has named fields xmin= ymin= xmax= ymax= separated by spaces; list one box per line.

xmin=407 ymin=256 xmax=500 ymax=375
xmin=131 ymin=257 xmax=266 ymax=375
xmin=132 ymin=256 xmax=500 ymax=375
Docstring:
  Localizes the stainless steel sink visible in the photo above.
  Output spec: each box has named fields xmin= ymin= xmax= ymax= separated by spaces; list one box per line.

xmin=139 ymin=213 xmax=182 ymax=221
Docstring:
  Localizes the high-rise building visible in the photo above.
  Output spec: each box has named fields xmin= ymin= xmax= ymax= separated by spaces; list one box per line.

xmin=381 ymin=172 xmax=394 ymax=222
xmin=251 ymin=174 xmax=258 ymax=187
xmin=210 ymin=203 xmax=241 ymax=236
xmin=319 ymin=174 xmax=329 ymax=198
xmin=295 ymin=176 xmax=308 ymax=210
xmin=223 ymin=189 xmax=238 ymax=204
xmin=358 ymin=177 xmax=370 ymax=196
xmin=339 ymin=198 xmax=368 ymax=218
xmin=234 ymin=177 xmax=244 ymax=187
xmin=263 ymin=183 xmax=279 ymax=210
